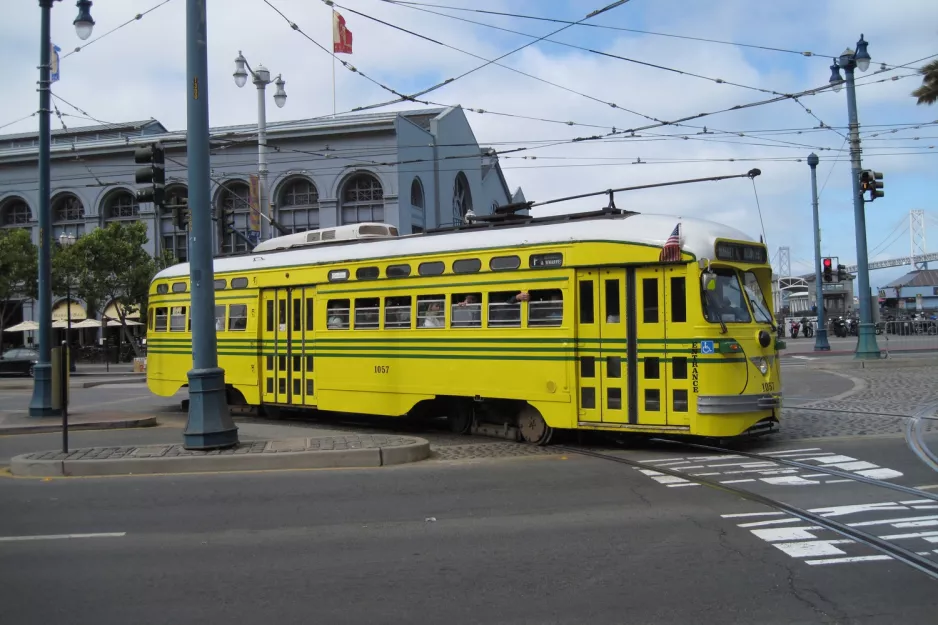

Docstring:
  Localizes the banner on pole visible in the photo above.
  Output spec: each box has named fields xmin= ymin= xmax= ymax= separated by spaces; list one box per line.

xmin=51 ymin=44 xmax=61 ymax=82
xmin=333 ymin=11 xmax=353 ymax=54
xmin=248 ymin=175 xmax=260 ymax=242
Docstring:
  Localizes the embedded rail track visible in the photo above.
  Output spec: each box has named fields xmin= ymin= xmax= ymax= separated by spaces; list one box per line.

xmin=557 ymin=431 xmax=938 ymax=581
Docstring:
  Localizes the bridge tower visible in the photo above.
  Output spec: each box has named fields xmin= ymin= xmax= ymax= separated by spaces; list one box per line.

xmin=910 ymin=209 xmax=927 ymax=270
xmin=778 ymin=246 xmax=792 ymax=308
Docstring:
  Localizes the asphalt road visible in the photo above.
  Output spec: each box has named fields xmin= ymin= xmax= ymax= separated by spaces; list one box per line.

xmin=3 ymin=366 xmax=938 ymax=624
xmin=3 ymin=437 xmax=938 ymax=625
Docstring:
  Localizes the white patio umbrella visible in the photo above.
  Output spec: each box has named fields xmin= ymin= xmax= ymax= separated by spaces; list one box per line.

xmin=3 ymin=320 xmax=39 ymax=332
xmin=73 ymin=318 xmax=102 ymax=329
xmin=106 ymin=319 xmax=142 ymax=327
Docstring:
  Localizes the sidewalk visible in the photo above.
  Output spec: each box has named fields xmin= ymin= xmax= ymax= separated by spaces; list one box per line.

xmin=0 ymin=411 xmax=157 ymax=435
xmin=10 ymin=433 xmax=430 ymax=477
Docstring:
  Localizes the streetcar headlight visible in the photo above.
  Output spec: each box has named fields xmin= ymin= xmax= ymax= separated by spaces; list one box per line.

xmin=751 ymin=356 xmax=768 ymax=375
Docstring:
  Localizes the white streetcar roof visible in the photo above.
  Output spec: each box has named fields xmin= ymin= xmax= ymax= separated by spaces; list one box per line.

xmin=155 ymin=213 xmax=756 ymax=280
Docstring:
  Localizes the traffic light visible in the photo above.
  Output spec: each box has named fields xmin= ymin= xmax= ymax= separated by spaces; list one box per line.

xmin=134 ymin=142 xmax=165 ymax=206
xmin=859 ymin=170 xmax=884 ymax=201
xmin=837 ymin=264 xmax=848 ymax=281
xmin=171 ymin=198 xmax=189 ymax=230
xmin=822 ymin=257 xmax=833 ymax=282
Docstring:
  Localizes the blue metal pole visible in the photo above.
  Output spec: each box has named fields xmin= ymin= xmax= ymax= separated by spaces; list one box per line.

xmin=29 ymin=0 xmax=60 ymax=417
xmin=808 ymin=153 xmax=830 ymax=351
xmin=844 ymin=64 xmax=880 ymax=359
xmin=183 ymin=0 xmax=238 ymax=449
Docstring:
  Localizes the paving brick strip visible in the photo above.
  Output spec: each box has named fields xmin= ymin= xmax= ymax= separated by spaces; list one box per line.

xmin=10 ymin=434 xmax=430 ymax=477
xmin=780 ymin=365 xmax=938 ymax=440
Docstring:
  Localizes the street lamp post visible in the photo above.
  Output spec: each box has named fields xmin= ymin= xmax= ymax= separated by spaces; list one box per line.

xmin=807 ymin=154 xmax=831 ymax=351
xmin=58 ymin=233 xmax=76 ymax=452
xmin=183 ymin=0 xmax=238 ymax=449
xmin=29 ymin=0 xmax=95 ymax=418
xmin=829 ymin=34 xmax=880 ymax=359
xmin=233 ymin=52 xmax=287 ymax=242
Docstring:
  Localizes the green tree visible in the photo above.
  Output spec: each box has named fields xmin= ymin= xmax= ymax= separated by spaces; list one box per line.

xmin=0 ymin=229 xmax=38 ymax=341
xmin=912 ymin=59 xmax=938 ymax=106
xmin=67 ymin=222 xmax=171 ymax=357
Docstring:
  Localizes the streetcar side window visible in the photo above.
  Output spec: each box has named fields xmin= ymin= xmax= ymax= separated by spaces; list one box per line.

xmin=417 ymin=295 xmax=446 ymax=329
xmin=354 ymin=298 xmax=380 ymax=330
xmin=488 ymin=291 xmax=522 ymax=328
xmin=170 ymin=306 xmax=186 ymax=332
xmin=605 ymin=279 xmax=621 ymax=323
xmin=670 ymin=277 xmax=687 ymax=323
xmin=642 ymin=278 xmax=659 ymax=324
xmin=148 ymin=308 xmax=154 ymax=331
xmin=306 ymin=298 xmax=314 ymax=330
xmin=452 ymin=292 xmax=482 ymax=328
xmin=385 ymin=296 xmax=412 ymax=330
xmin=327 ymin=300 xmax=350 ymax=329
xmin=155 ymin=307 xmax=168 ymax=331
xmin=528 ymin=289 xmax=563 ymax=327
xmin=214 ymin=305 xmax=226 ymax=331
xmin=579 ymin=281 xmax=594 ymax=324
xmin=229 ymin=304 xmax=247 ymax=331
xmin=266 ymin=300 xmax=274 ymax=332
xmin=293 ymin=298 xmax=302 ymax=332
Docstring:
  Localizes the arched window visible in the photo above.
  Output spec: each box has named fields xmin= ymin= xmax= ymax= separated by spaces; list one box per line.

xmin=410 ymin=177 xmax=425 ymax=234
xmin=278 ymin=178 xmax=320 ymax=233
xmin=160 ymin=186 xmax=188 ymax=262
xmin=340 ymin=173 xmax=384 ymax=225
xmin=51 ymin=193 xmax=85 ymax=239
xmin=217 ymin=181 xmax=251 ymax=254
xmin=0 ymin=197 xmax=31 ymax=229
xmin=452 ymin=172 xmax=472 ymax=225
xmin=103 ymin=189 xmax=139 ymax=223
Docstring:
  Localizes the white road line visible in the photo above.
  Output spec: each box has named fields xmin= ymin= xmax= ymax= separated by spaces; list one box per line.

xmin=720 ymin=479 xmax=757 ymax=484
xmin=849 ymin=515 xmax=938 ymax=528
xmin=806 ymin=555 xmax=893 ymax=565
xmin=900 ymin=499 xmax=934 ymax=505
xmin=824 ymin=479 xmax=854 ymax=484
xmin=892 ymin=520 xmax=938 ymax=528
xmin=763 ymin=448 xmax=823 ymax=455
xmin=879 ymin=531 xmax=938 ymax=540
xmin=0 ymin=532 xmax=126 ymax=542
xmin=774 ymin=540 xmax=852 ymax=558
xmin=689 ymin=472 xmax=723 ymax=476
xmin=828 ymin=461 xmax=879 ymax=471
xmin=666 ymin=483 xmax=699 ymax=488
xmin=751 ymin=527 xmax=822 ymax=541
xmin=856 ymin=468 xmax=903 ymax=480
xmin=760 ymin=476 xmax=821 ymax=486
xmin=739 ymin=518 xmax=802 ymax=528
xmin=722 ymin=512 xmax=785 ymax=518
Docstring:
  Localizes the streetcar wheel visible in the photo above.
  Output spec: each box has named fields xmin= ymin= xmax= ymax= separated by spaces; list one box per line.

xmin=518 ymin=405 xmax=553 ymax=446
xmin=447 ymin=402 xmax=473 ymax=434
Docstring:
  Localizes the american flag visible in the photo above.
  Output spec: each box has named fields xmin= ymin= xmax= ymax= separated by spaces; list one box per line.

xmin=659 ymin=223 xmax=682 ymax=262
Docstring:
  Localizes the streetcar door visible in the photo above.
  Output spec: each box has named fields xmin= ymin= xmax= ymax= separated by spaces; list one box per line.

xmin=575 ymin=269 xmax=628 ymax=424
xmin=575 ymin=272 xmax=601 ymax=423
xmin=293 ymin=287 xmax=317 ymax=406
xmin=663 ymin=267 xmax=690 ymax=426
xmin=260 ymin=288 xmax=290 ymax=405
xmin=634 ymin=267 xmax=668 ymax=426
xmin=598 ymin=269 xmax=628 ymax=424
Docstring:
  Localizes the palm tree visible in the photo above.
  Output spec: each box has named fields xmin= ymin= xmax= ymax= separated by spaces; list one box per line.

xmin=912 ymin=59 xmax=938 ymax=106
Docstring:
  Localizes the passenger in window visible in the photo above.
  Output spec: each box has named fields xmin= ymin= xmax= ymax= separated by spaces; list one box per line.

xmin=421 ymin=301 xmax=444 ymax=328
xmin=490 ymin=291 xmax=527 ymax=325
xmin=327 ymin=302 xmax=348 ymax=329
xmin=530 ymin=291 xmax=563 ymax=325
xmin=453 ymin=294 xmax=481 ymax=326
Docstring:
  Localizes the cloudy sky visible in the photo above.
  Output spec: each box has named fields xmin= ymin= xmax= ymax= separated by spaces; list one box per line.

xmin=3 ymin=0 xmax=937 ymax=289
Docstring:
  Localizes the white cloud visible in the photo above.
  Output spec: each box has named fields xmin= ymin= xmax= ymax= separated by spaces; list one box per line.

xmin=2 ymin=0 xmax=937 ymax=279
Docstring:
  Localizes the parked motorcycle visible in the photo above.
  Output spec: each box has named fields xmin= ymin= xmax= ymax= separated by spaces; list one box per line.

xmin=847 ymin=318 xmax=859 ymax=336
xmin=803 ymin=323 xmax=814 ymax=338
xmin=790 ymin=320 xmax=800 ymax=339
xmin=831 ymin=317 xmax=848 ymax=338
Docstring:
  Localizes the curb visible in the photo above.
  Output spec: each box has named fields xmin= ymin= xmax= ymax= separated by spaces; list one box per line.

xmin=806 ymin=357 xmax=938 ymax=371
xmin=0 ymin=416 xmax=158 ymax=436
xmin=9 ymin=437 xmax=431 ymax=477
xmin=81 ymin=377 xmax=146 ymax=389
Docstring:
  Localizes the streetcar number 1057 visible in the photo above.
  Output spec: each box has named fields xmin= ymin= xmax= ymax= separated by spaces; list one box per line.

xmin=374 ymin=365 xmax=390 ymax=374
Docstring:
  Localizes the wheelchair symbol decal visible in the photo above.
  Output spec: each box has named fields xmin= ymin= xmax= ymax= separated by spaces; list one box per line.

xmin=700 ymin=340 xmax=715 ymax=354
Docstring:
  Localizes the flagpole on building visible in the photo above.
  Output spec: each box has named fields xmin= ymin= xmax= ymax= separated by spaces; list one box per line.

xmin=331 ymin=9 xmax=337 ymax=117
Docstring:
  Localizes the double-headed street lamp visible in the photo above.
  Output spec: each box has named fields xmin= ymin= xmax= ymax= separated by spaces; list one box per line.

xmin=233 ymin=52 xmax=287 ymax=243
xmin=827 ymin=34 xmax=880 ymax=360
xmin=29 ymin=0 xmax=95 ymax=418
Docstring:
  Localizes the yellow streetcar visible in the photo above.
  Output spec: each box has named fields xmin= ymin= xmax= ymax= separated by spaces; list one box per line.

xmin=147 ymin=210 xmax=782 ymax=444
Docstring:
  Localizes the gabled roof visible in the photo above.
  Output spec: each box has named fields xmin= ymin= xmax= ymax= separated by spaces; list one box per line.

xmin=884 ymin=269 xmax=938 ymax=288
xmin=0 ymin=119 xmax=167 ymax=145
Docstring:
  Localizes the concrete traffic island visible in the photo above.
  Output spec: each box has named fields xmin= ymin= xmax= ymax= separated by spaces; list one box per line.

xmin=10 ymin=434 xmax=430 ymax=477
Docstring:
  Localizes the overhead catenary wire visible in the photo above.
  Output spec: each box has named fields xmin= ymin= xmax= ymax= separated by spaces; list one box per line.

xmin=60 ymin=0 xmax=174 ymax=60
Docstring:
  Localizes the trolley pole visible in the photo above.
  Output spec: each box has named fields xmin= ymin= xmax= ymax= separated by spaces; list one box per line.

xmin=808 ymin=153 xmax=830 ymax=351
xmin=182 ymin=0 xmax=238 ymax=449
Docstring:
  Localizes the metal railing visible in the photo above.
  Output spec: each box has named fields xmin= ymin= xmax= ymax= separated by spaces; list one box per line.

xmin=880 ymin=320 xmax=938 ymax=357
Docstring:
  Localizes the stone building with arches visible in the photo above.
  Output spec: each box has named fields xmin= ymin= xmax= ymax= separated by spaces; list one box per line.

xmin=0 ymin=107 xmax=522 ymax=338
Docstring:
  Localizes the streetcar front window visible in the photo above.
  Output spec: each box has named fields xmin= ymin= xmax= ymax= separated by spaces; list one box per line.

xmin=743 ymin=271 xmax=773 ymax=324
xmin=702 ymin=269 xmax=751 ymax=323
